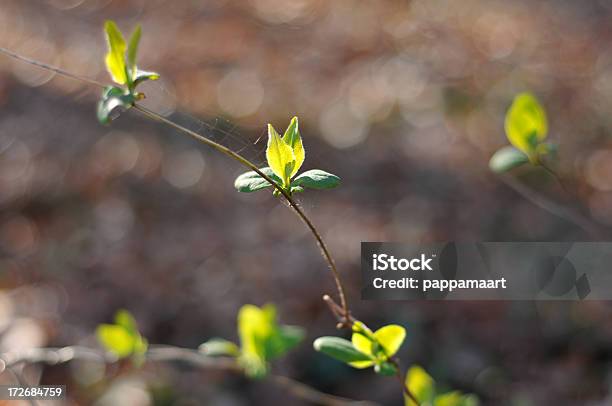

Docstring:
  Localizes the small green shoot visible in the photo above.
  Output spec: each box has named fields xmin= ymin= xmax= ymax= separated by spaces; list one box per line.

xmin=489 ymin=92 xmax=555 ymax=173
xmin=404 ymin=366 xmax=480 ymax=406
xmin=199 ymin=303 xmax=304 ymax=379
xmin=98 ymin=20 xmax=160 ymax=124
xmin=96 ymin=309 xmax=148 ymax=364
xmin=313 ymin=320 xmax=406 ymax=376
xmin=234 ymin=117 xmax=340 ymax=196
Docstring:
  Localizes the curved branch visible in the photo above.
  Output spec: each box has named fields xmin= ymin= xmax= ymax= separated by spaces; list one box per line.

xmin=131 ymin=104 xmax=350 ymax=320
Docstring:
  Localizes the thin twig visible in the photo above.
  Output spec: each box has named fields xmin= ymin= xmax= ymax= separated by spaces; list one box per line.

xmin=132 ymin=104 xmax=349 ymax=317
xmin=499 ymin=174 xmax=607 ymax=238
xmin=271 ymin=375 xmax=380 ymax=406
xmin=0 ymin=346 xmax=373 ymax=405
xmin=540 ymin=161 xmax=573 ymax=198
xmin=0 ymin=47 xmax=107 ymax=88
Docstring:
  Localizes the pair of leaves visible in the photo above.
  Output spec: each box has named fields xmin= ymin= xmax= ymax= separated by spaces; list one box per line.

xmin=199 ymin=304 xmax=304 ymax=379
xmin=234 ymin=117 xmax=340 ymax=195
xmin=489 ymin=92 xmax=555 ymax=173
xmin=404 ymin=366 xmax=479 ymax=406
xmin=313 ymin=320 xmax=406 ymax=376
xmin=267 ymin=117 xmax=304 ymax=188
xmin=96 ymin=310 xmax=148 ymax=363
xmin=234 ymin=167 xmax=340 ymax=194
xmin=104 ymin=21 xmax=159 ymax=90
xmin=98 ymin=20 xmax=159 ymax=124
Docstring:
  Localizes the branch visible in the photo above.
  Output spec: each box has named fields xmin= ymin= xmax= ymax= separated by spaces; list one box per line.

xmin=0 ymin=345 xmax=375 ymax=406
xmin=499 ymin=174 xmax=608 ymax=238
xmin=0 ymin=45 xmax=349 ymax=319
xmin=132 ymin=104 xmax=349 ymax=318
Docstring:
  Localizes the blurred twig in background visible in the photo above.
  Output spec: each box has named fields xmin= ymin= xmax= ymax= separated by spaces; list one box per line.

xmin=0 ymin=345 xmax=378 ymax=406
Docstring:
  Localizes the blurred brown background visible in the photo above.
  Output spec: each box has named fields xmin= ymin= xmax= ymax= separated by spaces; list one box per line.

xmin=1 ymin=0 xmax=612 ymax=405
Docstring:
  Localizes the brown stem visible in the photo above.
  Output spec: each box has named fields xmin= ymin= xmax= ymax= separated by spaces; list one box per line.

xmin=132 ymin=104 xmax=349 ymax=317
xmin=390 ymin=358 xmax=420 ymax=406
xmin=271 ymin=375 xmax=380 ymax=406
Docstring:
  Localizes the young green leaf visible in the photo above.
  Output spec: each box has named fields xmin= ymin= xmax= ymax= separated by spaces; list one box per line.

xmin=282 ymin=117 xmax=305 ymax=178
xmin=234 ymin=167 xmax=282 ymax=192
xmin=97 ymin=86 xmax=136 ymax=124
xmin=504 ymin=92 xmax=547 ymax=158
xmin=237 ymin=304 xmax=302 ymax=378
xmin=373 ymin=325 xmax=406 ymax=357
xmin=266 ymin=325 xmax=305 ymax=360
xmin=127 ymin=25 xmax=141 ymax=75
xmin=266 ymin=124 xmax=295 ymax=188
xmin=489 ymin=146 xmax=528 ymax=173
xmin=96 ymin=324 xmax=135 ymax=358
xmin=199 ymin=338 xmax=240 ymax=357
xmin=114 ymin=309 xmax=139 ymax=334
xmin=96 ymin=309 xmax=148 ymax=360
xmin=104 ymin=21 xmax=128 ymax=85
xmin=405 ymin=365 xmax=435 ymax=406
xmin=133 ymin=69 xmax=160 ymax=87
xmin=238 ymin=304 xmax=271 ymax=377
xmin=101 ymin=20 xmax=159 ymax=96
xmin=313 ymin=336 xmax=374 ymax=365
xmin=434 ymin=391 xmax=480 ymax=406
xmin=434 ymin=391 xmax=464 ymax=406
xmin=349 ymin=333 xmax=376 ymax=368
xmin=292 ymin=169 xmax=340 ymax=190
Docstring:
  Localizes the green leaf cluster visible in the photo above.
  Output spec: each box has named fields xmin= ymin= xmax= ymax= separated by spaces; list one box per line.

xmin=199 ymin=304 xmax=304 ymax=379
xmin=313 ymin=320 xmax=406 ymax=376
xmin=234 ymin=117 xmax=340 ymax=195
xmin=98 ymin=20 xmax=160 ymax=124
xmin=404 ymin=366 xmax=479 ymax=406
xmin=96 ymin=310 xmax=148 ymax=363
xmin=489 ymin=92 xmax=556 ymax=173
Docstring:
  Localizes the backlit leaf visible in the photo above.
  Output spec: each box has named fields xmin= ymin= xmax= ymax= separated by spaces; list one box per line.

xmin=282 ymin=117 xmax=305 ymax=178
xmin=434 ymin=392 xmax=464 ymax=406
xmin=374 ymin=325 xmax=406 ymax=357
xmin=127 ymin=25 xmax=141 ymax=74
xmin=96 ymin=324 xmax=134 ymax=358
xmin=504 ymin=92 xmax=547 ymax=157
xmin=104 ymin=20 xmax=128 ymax=85
xmin=405 ymin=366 xmax=435 ymax=406
xmin=266 ymin=124 xmax=295 ymax=187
